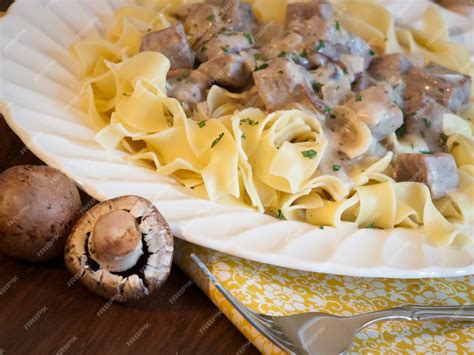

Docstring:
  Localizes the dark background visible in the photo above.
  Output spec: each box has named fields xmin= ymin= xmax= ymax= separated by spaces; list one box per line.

xmin=0 ymin=1 xmax=258 ymax=353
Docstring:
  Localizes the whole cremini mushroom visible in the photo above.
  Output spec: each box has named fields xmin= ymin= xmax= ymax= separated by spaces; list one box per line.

xmin=0 ymin=165 xmax=82 ymax=262
xmin=64 ymin=195 xmax=174 ymax=302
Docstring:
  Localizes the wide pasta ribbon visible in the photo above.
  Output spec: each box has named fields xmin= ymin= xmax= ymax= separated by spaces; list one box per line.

xmin=70 ymin=0 xmax=473 ymax=249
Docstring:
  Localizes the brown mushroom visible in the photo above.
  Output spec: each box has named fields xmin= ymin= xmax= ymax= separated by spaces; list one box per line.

xmin=0 ymin=165 xmax=82 ymax=262
xmin=64 ymin=195 xmax=174 ymax=302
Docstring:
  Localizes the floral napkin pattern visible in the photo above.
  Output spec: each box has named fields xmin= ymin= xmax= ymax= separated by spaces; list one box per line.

xmin=175 ymin=239 xmax=473 ymax=354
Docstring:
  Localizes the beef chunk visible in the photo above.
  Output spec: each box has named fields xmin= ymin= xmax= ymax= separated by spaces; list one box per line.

xmin=344 ymin=85 xmax=403 ymax=139
xmin=289 ymin=16 xmax=340 ymax=45
xmin=234 ymin=2 xmax=260 ymax=33
xmin=344 ymin=34 xmax=372 ymax=64
xmin=253 ymin=21 xmax=284 ymax=48
xmin=289 ymin=16 xmax=370 ymax=68
xmin=198 ymin=54 xmax=251 ymax=90
xmin=260 ymin=32 xmax=309 ymax=67
xmin=285 ymin=1 xmax=333 ymax=25
xmin=205 ymin=0 xmax=259 ymax=33
xmin=183 ymin=4 xmax=222 ymax=47
xmin=253 ymin=58 xmax=326 ymax=112
xmin=197 ymin=30 xmax=254 ymax=62
xmin=352 ymin=73 xmax=375 ymax=92
xmin=368 ymin=53 xmax=412 ymax=85
xmin=403 ymin=93 xmax=450 ymax=152
xmin=170 ymin=3 xmax=202 ymax=22
xmin=404 ymin=62 xmax=471 ymax=113
xmin=167 ymin=70 xmax=210 ymax=109
xmin=140 ymin=24 xmax=194 ymax=70
xmin=312 ymin=63 xmax=351 ymax=106
xmin=338 ymin=54 xmax=366 ymax=82
xmin=395 ymin=153 xmax=459 ymax=199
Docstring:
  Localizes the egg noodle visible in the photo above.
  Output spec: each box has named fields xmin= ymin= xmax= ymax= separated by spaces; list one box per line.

xmin=70 ymin=0 xmax=473 ymax=248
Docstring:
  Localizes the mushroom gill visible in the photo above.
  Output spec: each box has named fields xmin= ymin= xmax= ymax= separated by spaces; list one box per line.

xmin=64 ymin=195 xmax=174 ymax=302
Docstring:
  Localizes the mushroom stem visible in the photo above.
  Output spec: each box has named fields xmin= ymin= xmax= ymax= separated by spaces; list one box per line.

xmin=89 ymin=210 xmax=143 ymax=272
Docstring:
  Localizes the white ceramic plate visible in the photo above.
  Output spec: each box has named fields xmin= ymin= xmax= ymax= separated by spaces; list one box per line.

xmin=1 ymin=0 xmax=473 ymax=278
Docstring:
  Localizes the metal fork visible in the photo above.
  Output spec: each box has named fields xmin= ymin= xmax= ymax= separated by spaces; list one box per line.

xmin=191 ymin=254 xmax=474 ymax=355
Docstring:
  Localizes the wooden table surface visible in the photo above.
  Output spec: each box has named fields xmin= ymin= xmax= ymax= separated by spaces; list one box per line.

xmin=0 ymin=118 xmax=259 ymax=354
xmin=0 ymin=1 xmax=260 ymax=351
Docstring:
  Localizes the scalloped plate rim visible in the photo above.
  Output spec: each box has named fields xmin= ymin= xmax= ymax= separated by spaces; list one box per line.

xmin=1 ymin=0 xmax=473 ymax=279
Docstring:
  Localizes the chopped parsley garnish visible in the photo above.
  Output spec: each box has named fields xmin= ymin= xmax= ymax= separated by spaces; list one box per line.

xmin=369 ymin=49 xmax=375 ymax=56
xmin=422 ymin=117 xmax=431 ymax=128
xmin=319 ymin=226 xmax=325 ymax=230
xmin=198 ymin=121 xmax=206 ymax=128
xmin=278 ymin=51 xmax=287 ymax=58
xmin=206 ymin=15 xmax=216 ymax=21
xmin=366 ymin=223 xmax=375 ymax=229
xmin=289 ymin=53 xmax=304 ymax=64
xmin=323 ymin=106 xmax=333 ymax=114
xmin=332 ymin=164 xmax=341 ymax=172
xmin=315 ymin=40 xmax=325 ymax=51
xmin=355 ymin=94 xmax=362 ymax=102
xmin=181 ymin=69 xmax=190 ymax=79
xmin=211 ymin=132 xmax=224 ymax=148
xmin=244 ymin=32 xmax=254 ymax=45
xmin=255 ymin=63 xmax=269 ymax=71
xmin=396 ymin=123 xmax=406 ymax=137
xmin=240 ymin=118 xmax=259 ymax=126
xmin=221 ymin=46 xmax=230 ymax=54
xmin=241 ymin=133 xmax=246 ymax=139
xmin=301 ymin=49 xmax=308 ymax=58
xmin=421 ymin=150 xmax=432 ymax=155
xmin=277 ymin=209 xmax=283 ymax=220
xmin=302 ymin=150 xmax=318 ymax=160
xmin=253 ymin=52 xmax=262 ymax=61
xmin=335 ymin=85 xmax=340 ymax=91
xmin=218 ymin=28 xmax=235 ymax=36
xmin=335 ymin=20 xmax=340 ymax=31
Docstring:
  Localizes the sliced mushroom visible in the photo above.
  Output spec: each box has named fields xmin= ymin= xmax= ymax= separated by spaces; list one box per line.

xmin=64 ymin=195 xmax=173 ymax=302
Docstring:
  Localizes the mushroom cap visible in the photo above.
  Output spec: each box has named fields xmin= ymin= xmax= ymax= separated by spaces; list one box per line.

xmin=64 ymin=195 xmax=174 ymax=302
xmin=0 ymin=165 xmax=82 ymax=262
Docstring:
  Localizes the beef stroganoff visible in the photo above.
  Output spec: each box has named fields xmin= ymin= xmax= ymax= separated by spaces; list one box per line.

xmin=70 ymin=0 xmax=473 ymax=247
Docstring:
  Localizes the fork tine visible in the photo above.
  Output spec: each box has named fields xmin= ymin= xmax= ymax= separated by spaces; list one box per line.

xmin=191 ymin=254 xmax=297 ymax=354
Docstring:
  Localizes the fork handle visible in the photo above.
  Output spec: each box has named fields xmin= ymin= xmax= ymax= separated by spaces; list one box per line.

xmin=395 ymin=305 xmax=474 ymax=321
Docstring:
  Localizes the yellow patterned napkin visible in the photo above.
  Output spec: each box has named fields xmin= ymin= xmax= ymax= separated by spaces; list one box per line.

xmin=174 ymin=240 xmax=473 ymax=354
